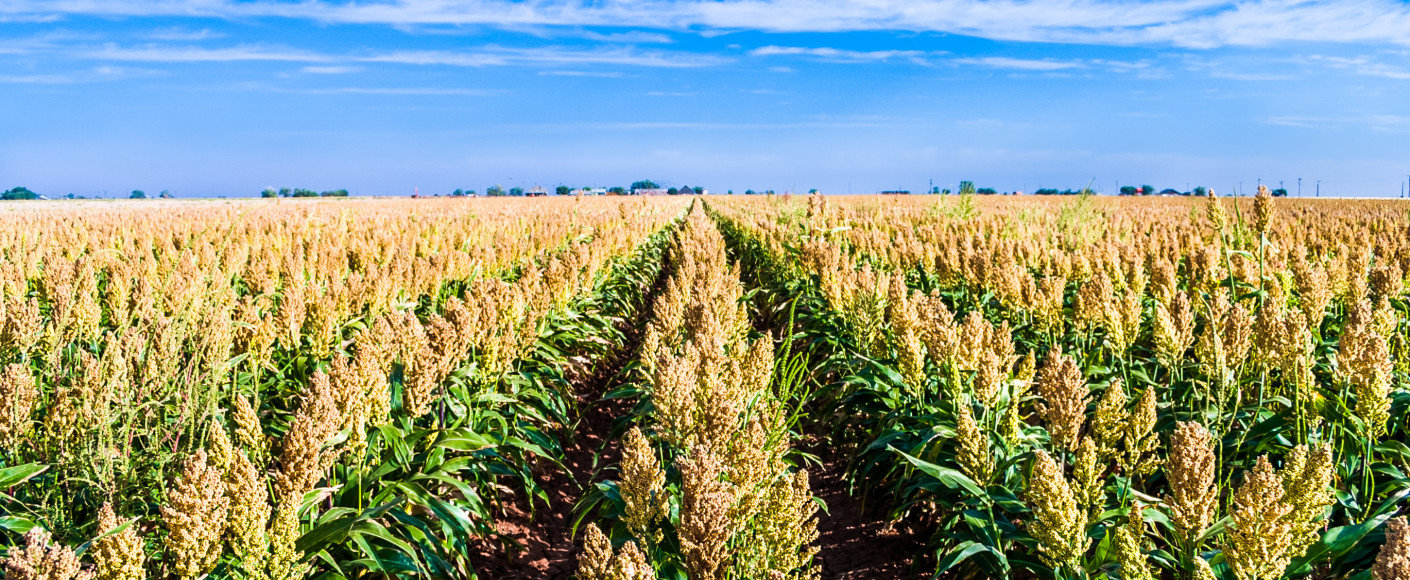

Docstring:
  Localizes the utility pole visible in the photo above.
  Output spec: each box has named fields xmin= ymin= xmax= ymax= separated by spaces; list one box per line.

xmin=1316 ymin=180 xmax=1320 ymax=197
xmin=1238 ymin=181 xmax=1243 ymax=196
xmin=1297 ymin=177 xmax=1301 ymax=197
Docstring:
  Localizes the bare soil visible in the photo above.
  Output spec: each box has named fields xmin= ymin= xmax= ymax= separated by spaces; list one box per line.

xmin=469 ymin=255 xmax=671 ymax=579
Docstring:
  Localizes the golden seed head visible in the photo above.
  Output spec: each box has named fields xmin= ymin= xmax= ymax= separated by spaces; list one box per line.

xmin=1205 ymin=188 xmax=1226 ymax=232
xmin=225 ymin=448 xmax=272 ymax=576
xmin=1090 ymin=379 xmax=1127 ymax=458
xmin=1071 ymin=437 xmax=1105 ymax=524
xmin=0 ymin=362 xmax=38 ymax=453
xmin=161 ymin=449 xmax=229 ymax=580
xmin=273 ymin=371 xmax=339 ymax=503
xmin=3 ymin=528 xmax=94 ymax=580
xmin=92 ymin=503 xmax=145 ymax=580
xmin=678 ymin=444 xmax=736 ymax=580
xmin=1374 ymin=516 xmax=1410 ymax=580
xmin=609 ymin=541 xmax=655 ymax=580
xmin=1034 ymin=349 xmax=1088 ymax=453
xmin=266 ymin=501 xmax=307 ymax=580
xmin=955 ymin=403 xmax=993 ymax=484
xmin=1122 ymin=387 xmax=1161 ymax=477
xmin=1253 ymin=185 xmax=1274 ymax=236
xmin=1164 ymin=421 xmax=1217 ymax=544
xmin=619 ymin=427 xmax=668 ymax=544
xmin=1026 ymin=449 xmax=1087 ymax=572
xmin=1114 ymin=504 xmax=1154 ymax=580
xmin=577 ymin=523 xmax=614 ymax=580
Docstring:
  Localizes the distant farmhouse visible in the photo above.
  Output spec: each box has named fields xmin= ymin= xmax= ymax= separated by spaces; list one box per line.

xmin=571 ymin=187 xmax=608 ymax=196
xmin=636 ymin=188 xmax=670 ymax=196
xmin=526 ymin=186 xmax=549 ymax=197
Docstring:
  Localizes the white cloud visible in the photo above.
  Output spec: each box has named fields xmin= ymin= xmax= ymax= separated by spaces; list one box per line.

xmin=751 ymin=45 xmax=931 ymax=62
xmin=84 ymin=43 xmax=329 ymax=62
xmin=300 ymin=87 xmax=496 ymax=95
xmin=301 ymin=65 xmax=362 ymax=74
xmin=952 ymin=56 xmax=1081 ymax=70
xmin=11 ymin=1 xmax=1410 ymax=49
xmin=365 ymin=46 xmax=728 ymax=67
xmin=147 ymin=27 xmax=221 ymax=41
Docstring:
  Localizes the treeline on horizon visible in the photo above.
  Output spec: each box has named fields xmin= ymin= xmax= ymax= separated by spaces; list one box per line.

xmin=2 ymin=181 xmax=1295 ymax=201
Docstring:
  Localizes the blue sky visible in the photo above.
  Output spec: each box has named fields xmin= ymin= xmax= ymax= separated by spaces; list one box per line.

xmin=4 ymin=1 xmax=1410 ymax=197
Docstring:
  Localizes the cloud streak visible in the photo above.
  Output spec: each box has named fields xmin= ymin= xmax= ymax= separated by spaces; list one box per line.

xmin=9 ymin=0 xmax=1410 ymax=48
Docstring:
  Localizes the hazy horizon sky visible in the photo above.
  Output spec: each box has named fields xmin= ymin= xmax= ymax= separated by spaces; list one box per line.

xmin=5 ymin=0 xmax=1410 ymax=198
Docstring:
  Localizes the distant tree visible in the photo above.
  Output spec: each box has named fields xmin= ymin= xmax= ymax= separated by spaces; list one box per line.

xmin=930 ymin=186 xmax=940 ymax=194
xmin=958 ymin=181 xmax=976 ymax=195
xmin=976 ymin=187 xmax=998 ymax=195
xmin=809 ymin=188 xmax=819 ymax=194
xmin=727 ymin=190 xmax=734 ymax=195
xmin=1119 ymin=186 xmax=1137 ymax=196
xmin=745 ymin=189 xmax=757 ymax=195
xmin=261 ymin=188 xmax=278 ymax=198
xmin=319 ymin=189 xmax=349 ymax=197
xmin=1193 ymin=186 xmax=1208 ymax=196
xmin=1272 ymin=188 xmax=1288 ymax=197
xmin=130 ymin=190 xmax=147 ymax=199
xmin=158 ymin=190 xmax=175 ymax=199
xmin=555 ymin=185 xmax=572 ymax=196
xmin=2 ymin=186 xmax=38 ymax=200
xmin=1140 ymin=185 xmax=1155 ymax=196
xmin=509 ymin=187 xmax=525 ymax=197
xmin=607 ymin=186 xmax=626 ymax=195
xmin=291 ymin=189 xmax=318 ymax=198
xmin=451 ymin=189 xmax=465 ymax=197
xmin=279 ymin=187 xmax=292 ymax=197
xmin=630 ymin=180 xmax=659 ymax=191
xmin=667 ymin=187 xmax=680 ymax=195
xmin=2 ymin=187 xmax=35 ymax=200
xmin=487 ymin=185 xmax=505 ymax=197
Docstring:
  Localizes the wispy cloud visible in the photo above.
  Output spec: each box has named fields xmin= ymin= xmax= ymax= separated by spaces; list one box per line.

xmin=365 ymin=46 xmax=728 ymax=67
xmin=1309 ymin=54 xmax=1410 ymax=79
xmin=298 ymin=87 xmax=497 ymax=96
xmin=301 ymin=65 xmax=362 ymax=74
xmin=84 ymin=43 xmax=330 ymax=62
xmin=0 ymin=65 xmax=155 ymax=83
xmin=68 ymin=42 xmax=724 ymax=68
xmin=580 ymin=30 xmax=673 ymax=44
xmin=751 ymin=45 xmax=932 ymax=63
xmin=147 ymin=27 xmax=221 ymax=41
xmin=10 ymin=1 xmax=1410 ymax=49
xmin=952 ymin=56 xmax=1081 ymax=70
xmin=538 ymin=70 xmax=625 ymax=77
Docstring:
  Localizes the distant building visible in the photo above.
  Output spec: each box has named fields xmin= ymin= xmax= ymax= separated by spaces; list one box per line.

xmin=572 ymin=188 xmax=607 ymax=196
xmin=636 ymin=188 xmax=669 ymax=196
xmin=880 ymin=190 xmax=911 ymax=195
xmin=526 ymin=186 xmax=548 ymax=197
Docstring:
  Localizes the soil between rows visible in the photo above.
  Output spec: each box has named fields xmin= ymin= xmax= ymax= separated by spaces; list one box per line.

xmin=469 ymin=251 xmax=673 ymax=579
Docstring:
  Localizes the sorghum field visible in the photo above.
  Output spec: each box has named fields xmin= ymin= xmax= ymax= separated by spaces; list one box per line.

xmin=2 ymin=191 xmax=1410 ymax=580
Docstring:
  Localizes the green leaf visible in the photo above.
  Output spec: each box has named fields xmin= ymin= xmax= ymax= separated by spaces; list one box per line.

xmin=0 ymin=463 xmax=48 ymax=488
xmin=893 ymin=448 xmax=986 ymax=498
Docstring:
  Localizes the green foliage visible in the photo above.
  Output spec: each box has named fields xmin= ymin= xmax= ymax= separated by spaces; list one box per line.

xmin=2 ymin=186 xmax=38 ymax=200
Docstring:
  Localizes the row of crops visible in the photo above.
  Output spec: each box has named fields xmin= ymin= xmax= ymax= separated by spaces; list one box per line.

xmin=1 ymin=192 xmax=1409 ymax=580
